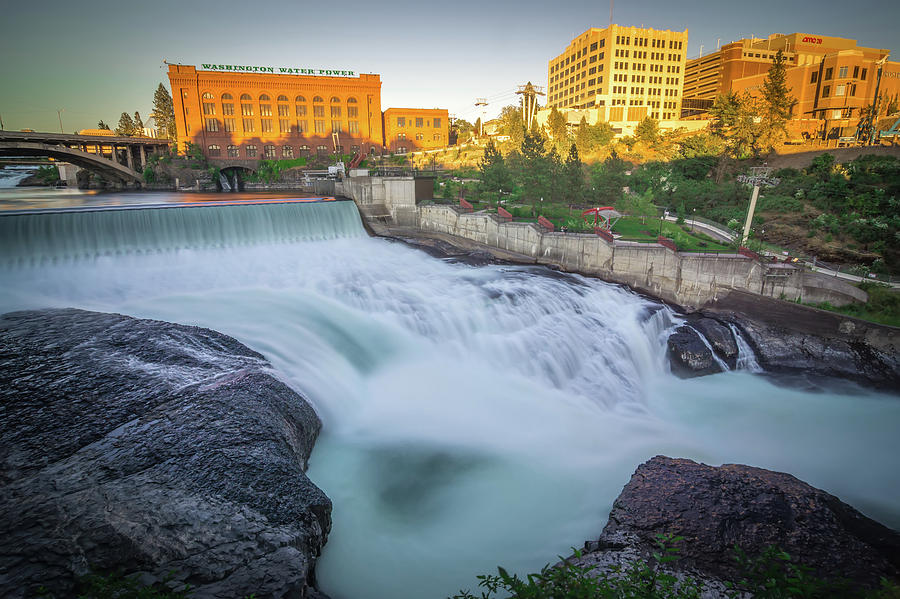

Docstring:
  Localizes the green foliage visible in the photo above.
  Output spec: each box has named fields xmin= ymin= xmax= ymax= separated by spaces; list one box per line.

xmin=34 ymin=165 xmax=60 ymax=185
xmin=115 ymin=112 xmax=137 ymax=136
xmin=810 ymin=283 xmax=900 ymax=328
xmin=758 ymin=49 xmax=796 ymax=150
xmin=547 ymin=107 xmax=569 ymax=154
xmin=97 ymin=120 xmax=110 ymax=130
xmin=635 ymin=117 xmax=660 ymax=145
xmin=182 ymin=142 xmax=206 ymax=168
xmin=574 ymin=118 xmax=615 ymax=156
xmin=709 ymin=92 xmax=760 ymax=158
xmin=142 ymin=166 xmax=156 ymax=184
xmin=478 ymin=140 xmax=512 ymax=203
xmin=248 ymin=157 xmax=307 ymax=183
xmin=562 ymin=144 xmax=585 ymax=204
xmin=590 ymin=151 xmax=631 ymax=206
xmin=152 ymin=83 xmax=177 ymax=141
xmin=450 ymin=534 xmax=700 ymax=599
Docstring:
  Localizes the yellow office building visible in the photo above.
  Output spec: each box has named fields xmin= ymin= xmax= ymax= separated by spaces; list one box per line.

xmin=547 ymin=25 xmax=688 ymax=122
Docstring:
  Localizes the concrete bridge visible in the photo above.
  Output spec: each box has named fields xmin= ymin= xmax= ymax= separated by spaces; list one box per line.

xmin=0 ymin=131 xmax=170 ymax=185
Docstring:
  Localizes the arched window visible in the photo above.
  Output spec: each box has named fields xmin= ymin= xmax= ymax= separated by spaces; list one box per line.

xmin=202 ymin=92 xmax=214 ymax=99
xmin=313 ymin=96 xmax=324 ymax=118
xmin=295 ymin=95 xmax=307 ymax=117
xmin=277 ymin=95 xmax=289 ymax=102
xmin=222 ymin=92 xmax=233 ymax=100
xmin=347 ymin=97 xmax=357 ymax=103
xmin=277 ymin=95 xmax=289 ymax=117
xmin=295 ymin=95 xmax=306 ymax=103
xmin=207 ymin=144 xmax=221 ymax=157
xmin=240 ymin=93 xmax=251 ymax=100
xmin=347 ymin=97 xmax=359 ymax=119
xmin=227 ymin=145 xmax=239 ymax=157
xmin=331 ymin=96 xmax=341 ymax=103
xmin=282 ymin=145 xmax=294 ymax=158
xmin=260 ymin=93 xmax=271 ymax=101
xmin=202 ymin=92 xmax=216 ymax=116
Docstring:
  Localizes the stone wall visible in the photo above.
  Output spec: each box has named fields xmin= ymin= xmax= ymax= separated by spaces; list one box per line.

xmin=416 ymin=204 xmax=867 ymax=309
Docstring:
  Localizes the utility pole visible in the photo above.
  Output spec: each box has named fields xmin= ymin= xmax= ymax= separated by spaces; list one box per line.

xmin=515 ymin=82 xmax=545 ymax=129
xmin=738 ymin=167 xmax=779 ymax=246
xmin=57 ymin=108 xmax=65 ymax=133
xmin=475 ymin=98 xmax=487 ymax=137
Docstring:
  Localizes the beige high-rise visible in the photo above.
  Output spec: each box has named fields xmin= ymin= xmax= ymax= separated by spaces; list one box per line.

xmin=547 ymin=25 xmax=688 ymax=122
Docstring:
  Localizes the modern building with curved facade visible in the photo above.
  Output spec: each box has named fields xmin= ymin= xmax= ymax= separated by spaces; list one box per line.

xmin=167 ymin=64 xmax=384 ymax=161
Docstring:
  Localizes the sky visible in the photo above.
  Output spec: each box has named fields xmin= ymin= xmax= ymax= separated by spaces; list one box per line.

xmin=1 ymin=0 xmax=898 ymax=132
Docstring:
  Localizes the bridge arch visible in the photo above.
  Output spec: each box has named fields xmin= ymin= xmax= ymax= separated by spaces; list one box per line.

xmin=0 ymin=141 xmax=143 ymax=184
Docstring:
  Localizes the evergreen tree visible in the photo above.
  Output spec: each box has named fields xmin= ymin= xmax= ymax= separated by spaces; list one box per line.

xmin=133 ymin=112 xmax=145 ymax=136
xmin=563 ymin=143 xmax=585 ymax=204
xmin=474 ymin=117 xmax=482 ymax=137
xmin=97 ymin=120 xmax=110 ymax=130
xmin=759 ymin=49 xmax=795 ymax=149
xmin=590 ymin=151 xmax=630 ymax=206
xmin=709 ymin=92 xmax=760 ymax=158
xmin=634 ymin=116 xmax=660 ymax=145
xmin=115 ymin=112 xmax=136 ymax=136
xmin=519 ymin=126 xmax=551 ymax=210
xmin=547 ymin=106 xmax=568 ymax=154
xmin=152 ymin=83 xmax=176 ymax=141
xmin=478 ymin=140 xmax=512 ymax=204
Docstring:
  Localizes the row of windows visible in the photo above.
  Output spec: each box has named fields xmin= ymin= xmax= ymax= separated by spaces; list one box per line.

xmin=204 ymin=117 xmax=362 ymax=135
xmin=394 ymin=117 xmax=443 ymax=128
xmin=821 ymin=83 xmax=858 ymax=98
xmin=811 ymin=66 xmax=867 ymax=84
xmin=200 ymin=92 xmax=358 ymax=104
xmin=551 ymin=39 xmax=607 ymax=70
xmin=395 ymin=133 xmax=444 ymax=141
xmin=207 ymin=143 xmax=355 ymax=158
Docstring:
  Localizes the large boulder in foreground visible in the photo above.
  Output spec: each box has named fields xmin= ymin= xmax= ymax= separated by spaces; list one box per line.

xmin=0 ymin=309 xmax=331 ymax=598
xmin=575 ymin=456 xmax=900 ymax=591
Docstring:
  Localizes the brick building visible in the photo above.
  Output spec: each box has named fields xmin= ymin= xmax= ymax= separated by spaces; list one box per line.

xmin=682 ymin=33 xmax=900 ymax=139
xmin=167 ymin=64 xmax=384 ymax=160
xmin=382 ymin=108 xmax=449 ymax=153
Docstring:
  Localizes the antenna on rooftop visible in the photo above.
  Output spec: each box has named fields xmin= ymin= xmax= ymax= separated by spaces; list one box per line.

xmin=609 ymin=0 xmax=614 ymax=26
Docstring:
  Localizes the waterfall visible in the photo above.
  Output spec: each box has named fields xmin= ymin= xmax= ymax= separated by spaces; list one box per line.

xmin=0 ymin=200 xmax=364 ymax=264
xmin=231 ymin=172 xmax=239 ymax=192
xmin=2 ymin=194 xmax=898 ymax=599
xmin=218 ymin=172 xmax=232 ymax=192
xmin=0 ymin=165 xmax=38 ymax=188
xmin=729 ymin=323 xmax=763 ymax=372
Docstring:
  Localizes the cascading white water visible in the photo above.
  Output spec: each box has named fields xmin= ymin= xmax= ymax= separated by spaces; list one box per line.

xmin=1 ymin=198 xmax=898 ymax=599
xmin=218 ymin=172 xmax=232 ymax=192
xmin=0 ymin=165 xmax=38 ymax=188
xmin=730 ymin=323 xmax=763 ymax=372
xmin=685 ymin=324 xmax=731 ymax=372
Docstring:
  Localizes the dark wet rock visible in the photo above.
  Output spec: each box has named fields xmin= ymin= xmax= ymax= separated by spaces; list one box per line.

xmin=0 ymin=308 xmax=331 ymax=599
xmin=703 ymin=290 xmax=900 ymax=390
xmin=687 ymin=316 xmax=738 ymax=367
xmin=573 ymin=456 xmax=900 ymax=593
xmin=666 ymin=325 xmax=722 ymax=377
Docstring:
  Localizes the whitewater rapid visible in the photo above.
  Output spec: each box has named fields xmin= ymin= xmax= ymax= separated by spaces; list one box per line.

xmin=1 ymin=200 xmax=897 ymax=599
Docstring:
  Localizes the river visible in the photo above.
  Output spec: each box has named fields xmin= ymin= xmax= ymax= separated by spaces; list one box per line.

xmin=1 ymin=188 xmax=898 ymax=599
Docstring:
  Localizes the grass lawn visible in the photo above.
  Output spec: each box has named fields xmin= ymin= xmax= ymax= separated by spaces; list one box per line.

xmin=808 ymin=283 xmax=900 ymax=328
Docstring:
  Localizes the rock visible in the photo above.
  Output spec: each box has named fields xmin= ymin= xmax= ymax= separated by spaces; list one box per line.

xmin=688 ymin=316 xmax=738 ymax=367
xmin=703 ymin=290 xmax=900 ymax=390
xmin=0 ymin=308 xmax=331 ymax=599
xmin=574 ymin=456 xmax=900 ymax=592
xmin=666 ymin=326 xmax=722 ymax=377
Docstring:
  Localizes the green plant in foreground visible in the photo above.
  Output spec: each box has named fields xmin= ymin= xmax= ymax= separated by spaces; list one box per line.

xmin=450 ymin=533 xmax=700 ymax=599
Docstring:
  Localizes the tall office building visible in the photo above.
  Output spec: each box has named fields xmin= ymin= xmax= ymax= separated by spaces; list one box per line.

xmin=547 ymin=25 xmax=688 ymax=122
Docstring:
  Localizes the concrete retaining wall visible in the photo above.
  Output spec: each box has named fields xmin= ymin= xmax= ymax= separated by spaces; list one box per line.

xmin=417 ymin=204 xmax=866 ymax=309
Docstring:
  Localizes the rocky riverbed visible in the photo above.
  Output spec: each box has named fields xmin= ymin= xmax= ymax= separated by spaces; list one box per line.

xmin=0 ymin=309 xmax=331 ymax=599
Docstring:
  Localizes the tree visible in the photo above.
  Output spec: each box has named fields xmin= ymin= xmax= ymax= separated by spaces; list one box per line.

xmin=519 ymin=126 xmax=552 ymax=209
xmin=152 ymin=83 xmax=177 ymax=141
xmin=116 ymin=112 xmax=136 ymax=136
xmin=498 ymin=105 xmax=525 ymax=150
xmin=563 ymin=143 xmax=585 ymax=204
xmin=590 ymin=151 xmax=630 ymax=206
xmin=452 ymin=118 xmax=473 ymax=144
xmin=709 ymin=92 xmax=760 ymax=158
xmin=759 ymin=49 xmax=795 ymax=150
xmin=474 ymin=117 xmax=482 ymax=138
xmin=575 ymin=117 xmax=616 ymax=155
xmin=133 ymin=111 xmax=145 ymax=137
xmin=547 ymin=106 xmax=568 ymax=154
xmin=97 ymin=120 xmax=110 ymax=130
xmin=635 ymin=117 xmax=660 ymax=145
xmin=478 ymin=140 xmax=512 ymax=204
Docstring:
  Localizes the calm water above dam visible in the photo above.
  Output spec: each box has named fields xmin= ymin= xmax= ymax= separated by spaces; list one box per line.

xmin=1 ymin=188 xmax=898 ymax=599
